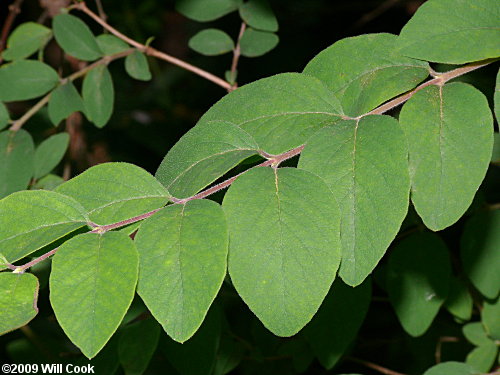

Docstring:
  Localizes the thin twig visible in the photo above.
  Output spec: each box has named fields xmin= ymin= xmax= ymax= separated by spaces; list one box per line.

xmin=94 ymin=0 xmax=107 ymax=22
xmin=90 ymin=207 xmax=163 ymax=233
xmin=9 ymin=49 xmax=134 ymax=131
xmin=228 ymin=22 xmax=247 ymax=91
xmin=72 ymin=1 xmax=232 ymax=91
xmin=0 ymin=0 xmax=25 ymax=63
xmin=364 ymin=58 xmax=499 ymax=117
xmin=14 ymin=247 xmax=59 ymax=274
xmin=346 ymin=356 xmax=407 ymax=375
xmin=435 ymin=336 xmax=460 ymax=363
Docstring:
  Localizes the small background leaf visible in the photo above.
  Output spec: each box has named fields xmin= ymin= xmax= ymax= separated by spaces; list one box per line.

xmin=423 ymin=362 xmax=477 ymax=375
xmin=460 ymin=210 xmax=500 ymax=299
xmin=1 ymin=22 xmax=52 ymax=61
xmin=239 ymin=28 xmax=278 ymax=57
xmin=444 ymin=277 xmax=472 ymax=322
xmin=82 ymin=65 xmax=114 ymax=128
xmin=56 ymin=162 xmax=170 ymax=225
xmin=176 ymin=0 xmax=242 ymax=22
xmin=0 ymin=60 xmax=59 ymax=102
xmin=0 ymin=129 xmax=34 ymax=198
xmin=466 ymin=342 xmax=498 ymax=373
xmin=387 ymin=232 xmax=451 ymax=337
xmin=463 ymin=322 xmax=492 ymax=346
xmin=33 ymin=132 xmax=70 ymax=179
xmin=32 ymin=174 xmax=64 ymax=190
xmin=50 ymin=232 xmax=139 ymax=359
xmin=48 ymin=82 xmax=85 ymax=126
xmin=0 ymin=273 xmax=39 ymax=335
xmin=481 ymin=298 xmax=500 ymax=340
xmin=53 ymin=13 xmax=102 ymax=61
xmin=239 ymin=0 xmax=278 ymax=32
xmin=304 ymin=278 xmax=371 ymax=369
xmin=124 ymin=50 xmax=152 ymax=81
xmin=118 ymin=318 xmax=161 ymax=375
xmin=396 ymin=0 xmax=500 ymax=64
xmin=188 ymin=29 xmax=234 ymax=56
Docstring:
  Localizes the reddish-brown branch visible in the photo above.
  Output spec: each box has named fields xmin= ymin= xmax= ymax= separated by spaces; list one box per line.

xmin=72 ymin=1 xmax=232 ymax=91
xmin=346 ymin=356 xmax=408 ymax=375
xmin=228 ymin=22 xmax=247 ymax=91
xmin=0 ymin=0 xmax=24 ymax=63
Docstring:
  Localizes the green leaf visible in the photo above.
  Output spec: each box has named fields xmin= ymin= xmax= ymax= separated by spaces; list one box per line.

xmin=136 ymin=199 xmax=228 ymax=342
xmin=0 ymin=190 xmax=88 ymax=263
xmin=0 ymin=102 xmax=9 ymax=130
xmin=33 ymin=133 xmax=70 ymax=179
xmin=0 ymin=253 xmax=8 ymax=271
xmin=304 ymin=278 xmax=371 ymax=369
xmin=156 ymin=120 xmax=259 ymax=199
xmin=162 ymin=305 xmax=221 ymax=375
xmin=0 ymin=273 xmax=39 ymax=335
xmin=466 ymin=342 xmax=498 ymax=373
xmin=239 ymin=28 xmax=278 ymax=57
xmin=223 ymin=167 xmax=341 ymax=336
xmin=303 ymin=33 xmax=429 ymax=117
xmin=444 ymin=277 xmax=472 ymax=322
xmin=82 ymin=65 xmax=114 ymax=128
xmin=118 ymin=318 xmax=161 ymax=375
xmin=387 ymin=232 xmax=451 ymax=337
xmin=495 ymin=69 xmax=500 ymax=123
xmin=32 ymin=174 xmax=64 ymax=191
xmin=1 ymin=22 xmax=52 ymax=61
xmin=463 ymin=322 xmax=492 ymax=346
xmin=50 ymin=232 xmax=139 ymax=359
xmin=56 ymin=162 xmax=170 ymax=225
xmin=196 ymin=73 xmax=344 ymax=154
xmin=124 ymin=50 xmax=152 ymax=81
xmin=188 ymin=29 xmax=235 ymax=56
xmin=53 ymin=13 xmax=102 ymax=61
xmin=399 ymin=83 xmax=494 ymax=231
xmin=423 ymin=362 xmax=477 ymax=375
xmin=482 ymin=298 xmax=500 ymax=340
xmin=0 ymin=60 xmax=59 ymax=102
xmin=461 ymin=210 xmax=500 ymax=299
xmin=213 ymin=336 xmax=244 ymax=375
xmin=396 ymin=0 xmax=500 ymax=64
xmin=176 ymin=0 xmax=242 ymax=22
xmin=96 ymin=34 xmax=130 ymax=56
xmin=239 ymin=0 xmax=278 ymax=32
xmin=492 ymin=133 xmax=500 ymax=164
xmin=0 ymin=129 xmax=34 ymax=198
xmin=48 ymin=82 xmax=85 ymax=126
xmin=299 ymin=115 xmax=409 ymax=286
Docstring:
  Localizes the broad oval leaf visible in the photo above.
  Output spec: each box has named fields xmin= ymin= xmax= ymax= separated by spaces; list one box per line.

xmin=223 ymin=167 xmax=341 ymax=336
xmin=197 ymin=73 xmax=344 ymax=154
xmin=53 ymin=13 xmax=102 ymax=61
xmin=387 ymin=232 xmax=451 ymax=337
xmin=48 ymin=82 xmax=85 ymax=126
xmin=463 ymin=322 xmax=491 ymax=346
xmin=176 ymin=0 xmax=241 ymax=22
xmin=0 ymin=190 xmax=88 ymax=263
xmin=0 ymin=102 xmax=9 ymax=130
xmin=136 ymin=199 xmax=228 ymax=343
xmin=156 ymin=120 xmax=259 ymax=199
xmin=56 ymin=162 xmax=170 ymax=225
xmin=466 ymin=342 xmax=498 ymax=373
xmin=0 ymin=129 xmax=34 ymax=198
xmin=240 ymin=28 xmax=279 ymax=58
xmin=34 ymin=133 xmax=70 ymax=179
xmin=50 ymin=232 xmax=138 ymax=359
xmin=299 ymin=115 xmax=410 ymax=286
xmin=239 ymin=0 xmax=278 ymax=32
xmin=188 ymin=29 xmax=235 ymax=56
xmin=304 ymin=278 xmax=371 ymax=369
xmin=2 ymin=22 xmax=52 ymax=61
xmin=124 ymin=50 xmax=152 ymax=81
xmin=444 ymin=277 xmax=472 ymax=322
xmin=423 ymin=362 xmax=477 ymax=375
xmin=399 ymin=83 xmax=494 ymax=231
xmin=396 ymin=0 xmax=500 ymax=64
xmin=0 ymin=60 xmax=59 ymax=102
xmin=460 ymin=210 xmax=500 ymax=299
xmin=303 ymin=33 xmax=429 ymax=117
xmin=82 ymin=65 xmax=114 ymax=128
xmin=0 ymin=273 xmax=39 ymax=335
xmin=118 ymin=318 xmax=160 ymax=375
xmin=96 ymin=34 xmax=130 ymax=56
